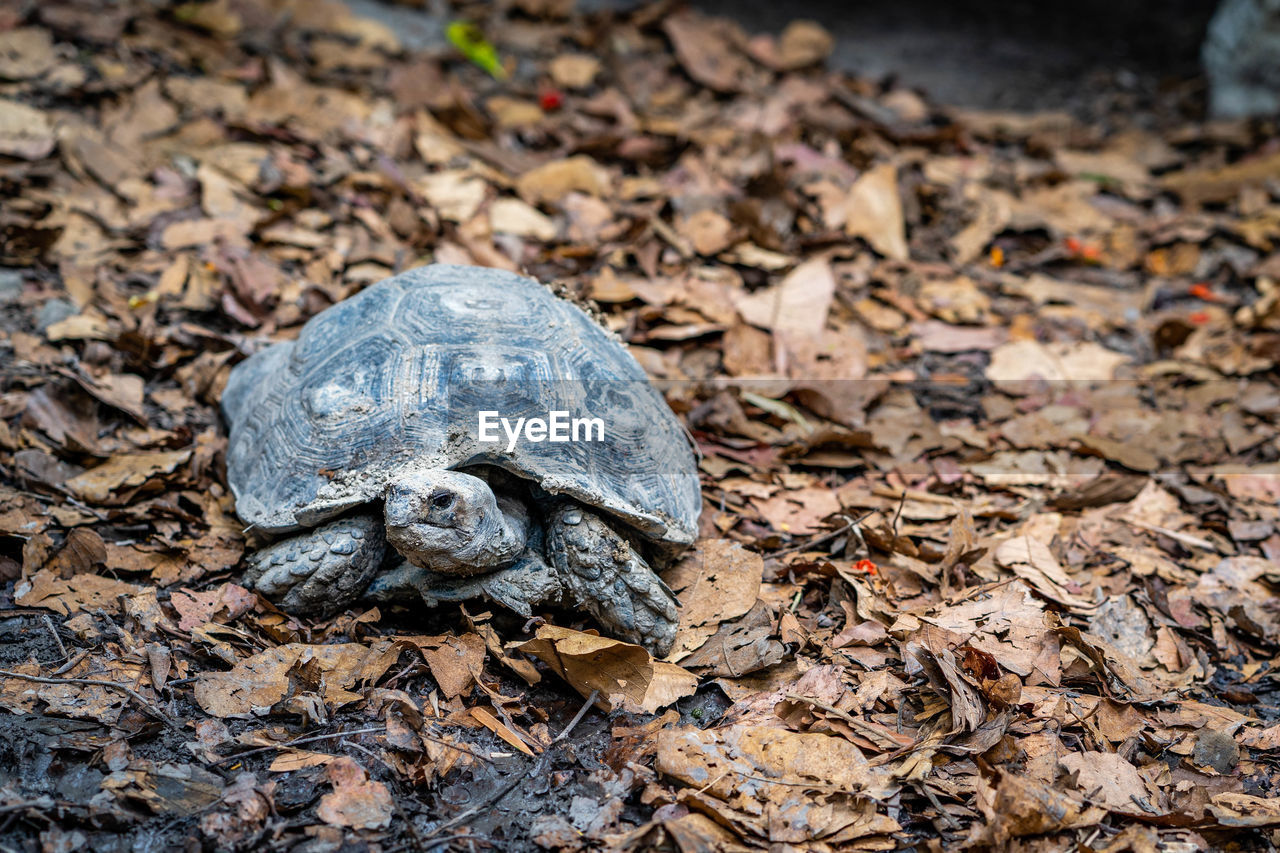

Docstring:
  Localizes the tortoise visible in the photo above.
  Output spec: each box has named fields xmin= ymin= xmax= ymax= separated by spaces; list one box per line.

xmin=221 ymin=264 xmax=701 ymax=655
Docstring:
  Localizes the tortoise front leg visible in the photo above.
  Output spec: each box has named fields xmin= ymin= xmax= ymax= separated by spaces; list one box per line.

xmin=545 ymin=504 xmax=679 ymax=656
xmin=244 ymin=513 xmax=386 ymax=615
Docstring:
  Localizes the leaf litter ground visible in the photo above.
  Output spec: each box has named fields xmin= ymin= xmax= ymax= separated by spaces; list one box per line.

xmin=2 ymin=0 xmax=1280 ymax=850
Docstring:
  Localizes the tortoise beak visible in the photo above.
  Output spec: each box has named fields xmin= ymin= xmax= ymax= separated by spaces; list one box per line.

xmin=384 ymin=486 xmax=419 ymax=528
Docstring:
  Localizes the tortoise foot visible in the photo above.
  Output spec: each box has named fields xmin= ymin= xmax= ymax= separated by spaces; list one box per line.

xmin=244 ymin=514 xmax=386 ymax=615
xmin=547 ymin=505 xmax=679 ymax=656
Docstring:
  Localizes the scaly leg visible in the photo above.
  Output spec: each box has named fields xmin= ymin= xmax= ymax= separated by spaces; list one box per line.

xmin=545 ymin=504 xmax=679 ymax=656
xmin=244 ymin=514 xmax=386 ymax=615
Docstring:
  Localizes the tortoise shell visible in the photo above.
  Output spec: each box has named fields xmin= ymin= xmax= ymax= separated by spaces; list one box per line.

xmin=222 ymin=265 xmax=701 ymax=546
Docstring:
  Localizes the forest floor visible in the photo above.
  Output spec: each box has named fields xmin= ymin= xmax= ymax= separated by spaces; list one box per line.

xmin=3 ymin=0 xmax=1280 ymax=851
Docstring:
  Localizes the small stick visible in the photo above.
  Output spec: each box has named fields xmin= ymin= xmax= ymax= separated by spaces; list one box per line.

xmin=921 ymin=783 xmax=960 ymax=829
xmin=0 ymin=669 xmax=182 ymax=732
xmin=0 ymin=797 xmax=55 ymax=815
xmin=553 ymin=688 xmax=599 ymax=744
xmin=52 ymin=649 xmax=89 ymax=676
xmin=771 ymin=512 xmax=872 ymax=557
xmin=212 ymin=726 xmax=388 ymax=765
xmin=784 ymin=693 xmax=913 ymax=751
xmin=418 ymin=730 xmax=495 ymax=763
xmin=42 ymin=616 xmax=68 ymax=661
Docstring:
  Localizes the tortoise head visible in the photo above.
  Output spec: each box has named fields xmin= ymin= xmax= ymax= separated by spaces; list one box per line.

xmin=383 ymin=469 xmax=524 ymax=573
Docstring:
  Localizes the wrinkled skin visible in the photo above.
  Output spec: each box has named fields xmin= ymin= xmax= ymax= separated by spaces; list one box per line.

xmin=243 ymin=467 xmax=679 ymax=655
xmin=384 ymin=470 xmax=527 ymax=574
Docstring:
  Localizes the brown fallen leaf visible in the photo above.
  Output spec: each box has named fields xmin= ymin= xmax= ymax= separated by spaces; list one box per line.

xmin=65 ymin=449 xmax=192 ymax=502
xmin=515 ymin=155 xmax=611 ymax=206
xmin=1058 ymin=751 xmax=1165 ymax=816
xmin=973 ymin=768 xmax=1106 ymax=844
xmin=1160 ymin=151 xmax=1280 ymax=205
xmin=470 ymin=706 xmax=537 ymax=756
xmin=1209 ymin=793 xmax=1280 ymax=828
xmin=656 ymin=724 xmax=898 ymax=842
xmin=193 ymin=642 xmax=397 ymax=719
xmin=986 ymin=339 xmax=1129 ymax=385
xmin=489 ymin=197 xmax=557 ymax=240
xmin=662 ymin=10 xmax=751 ymax=93
xmin=268 ymin=750 xmax=334 ymax=773
xmin=994 ymin=536 xmax=1096 ymax=613
xmin=664 ymin=539 xmax=762 ymax=660
xmin=102 ymin=760 xmax=225 ymax=816
xmin=397 ymin=633 xmax=486 ymax=699
xmin=317 ymin=757 xmax=393 ymax=830
xmin=0 ymin=98 xmax=56 ymax=159
xmin=0 ymin=29 xmax=58 ymax=80
xmin=843 ymin=163 xmax=908 ymax=261
xmin=734 ymin=255 xmax=835 ymax=344
xmin=776 ymin=20 xmax=834 ymax=69
xmin=549 ymin=54 xmax=601 ymax=89
xmin=170 ymin=583 xmax=256 ymax=632
xmin=517 ymin=625 xmax=695 ymax=712
xmin=15 ymin=569 xmax=146 ymax=616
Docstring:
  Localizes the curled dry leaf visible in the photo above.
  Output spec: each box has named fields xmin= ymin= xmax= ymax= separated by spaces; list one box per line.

xmin=517 ymin=625 xmax=696 ymax=712
xmin=843 ymin=163 xmax=908 ymax=261
xmin=64 ymin=449 xmax=192 ymax=503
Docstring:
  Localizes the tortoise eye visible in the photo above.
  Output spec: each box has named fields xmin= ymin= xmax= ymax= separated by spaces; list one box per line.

xmin=429 ymin=489 xmax=456 ymax=510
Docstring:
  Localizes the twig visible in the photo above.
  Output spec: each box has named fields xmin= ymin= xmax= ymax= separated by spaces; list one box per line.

xmin=41 ymin=616 xmax=68 ymax=661
xmin=1123 ymin=518 xmax=1220 ymax=552
xmin=419 ymin=730 xmax=496 ymax=764
xmin=0 ymin=669 xmax=182 ymax=732
xmin=212 ymin=726 xmax=387 ymax=765
xmin=921 ymin=783 xmax=960 ymax=830
xmin=52 ymin=649 xmax=89 ymax=676
xmin=890 ymin=491 xmax=907 ymax=537
xmin=771 ymin=512 xmax=872 ymax=557
xmin=0 ymin=797 xmax=55 ymax=815
xmin=553 ymin=688 xmax=599 ymax=744
xmin=423 ymin=690 xmax=600 ymax=840
xmin=784 ymin=693 xmax=914 ymax=751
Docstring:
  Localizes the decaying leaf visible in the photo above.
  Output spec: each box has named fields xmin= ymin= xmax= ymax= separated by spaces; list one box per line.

xmin=317 ymin=757 xmax=393 ymax=830
xmin=664 ymin=539 xmax=762 ymax=660
xmin=517 ymin=625 xmax=696 ymax=712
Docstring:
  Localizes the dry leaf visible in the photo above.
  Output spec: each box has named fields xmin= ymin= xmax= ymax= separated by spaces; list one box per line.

xmin=843 ymin=163 xmax=908 ymax=261
xmin=0 ymin=99 xmax=56 ymax=159
xmin=317 ymin=757 xmax=393 ymax=830
xmin=549 ymin=54 xmax=601 ymax=89
xmin=664 ymin=539 xmax=762 ymax=660
xmin=65 ymin=449 xmax=192 ymax=502
xmin=517 ymin=625 xmax=694 ymax=712
xmin=662 ymin=11 xmax=751 ymax=93
xmin=516 ymin=156 xmax=611 ymax=206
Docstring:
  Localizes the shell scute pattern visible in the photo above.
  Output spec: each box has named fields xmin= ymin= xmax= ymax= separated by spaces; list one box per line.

xmin=223 ymin=265 xmax=701 ymax=545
